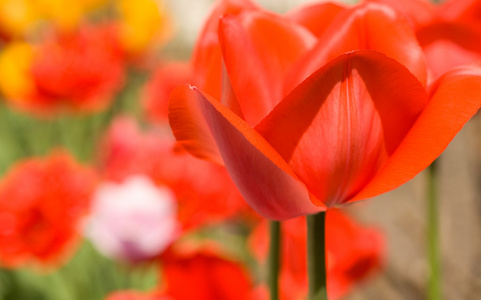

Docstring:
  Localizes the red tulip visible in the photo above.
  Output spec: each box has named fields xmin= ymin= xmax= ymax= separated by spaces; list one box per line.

xmin=249 ymin=209 xmax=384 ymax=299
xmin=0 ymin=151 xmax=97 ymax=268
xmin=169 ymin=3 xmax=481 ymax=220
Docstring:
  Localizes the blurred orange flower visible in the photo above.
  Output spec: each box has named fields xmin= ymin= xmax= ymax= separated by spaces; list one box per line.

xmin=0 ymin=0 xmax=109 ymax=39
xmin=0 ymin=151 xmax=97 ymax=268
xmin=0 ymin=41 xmax=35 ymax=101
xmin=36 ymin=0 xmax=109 ymax=32
xmin=0 ymin=23 xmax=125 ymax=115
xmin=0 ymin=0 xmax=38 ymax=39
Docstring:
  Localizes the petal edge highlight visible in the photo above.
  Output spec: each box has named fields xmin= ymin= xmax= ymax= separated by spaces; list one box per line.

xmin=177 ymin=86 xmax=323 ymax=220
xmin=169 ymin=85 xmax=224 ymax=165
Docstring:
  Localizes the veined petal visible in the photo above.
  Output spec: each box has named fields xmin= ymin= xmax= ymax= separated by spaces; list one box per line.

xmin=286 ymin=2 xmax=347 ymax=37
xmin=191 ymin=0 xmax=259 ymax=99
xmin=285 ymin=2 xmax=427 ymax=93
xmin=169 ymin=85 xmax=322 ymax=220
xmin=352 ymin=65 xmax=481 ymax=202
xmin=219 ymin=10 xmax=317 ymax=126
xmin=256 ymin=51 xmax=428 ymax=206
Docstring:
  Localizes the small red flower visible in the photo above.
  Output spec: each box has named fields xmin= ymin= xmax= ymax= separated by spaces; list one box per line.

xmin=0 ymin=151 xmax=97 ymax=268
xmin=160 ymin=243 xmax=252 ymax=300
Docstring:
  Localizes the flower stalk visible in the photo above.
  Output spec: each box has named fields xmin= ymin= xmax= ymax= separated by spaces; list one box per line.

xmin=269 ymin=221 xmax=281 ymax=300
xmin=307 ymin=212 xmax=328 ymax=300
xmin=428 ymin=160 xmax=442 ymax=300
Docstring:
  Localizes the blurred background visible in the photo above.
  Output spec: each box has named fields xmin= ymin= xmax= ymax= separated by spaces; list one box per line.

xmin=0 ymin=0 xmax=480 ymax=299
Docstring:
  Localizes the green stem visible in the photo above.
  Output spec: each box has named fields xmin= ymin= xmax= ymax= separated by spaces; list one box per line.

xmin=428 ymin=160 xmax=442 ymax=300
xmin=269 ymin=221 xmax=281 ymax=300
xmin=307 ymin=212 xmax=328 ymax=300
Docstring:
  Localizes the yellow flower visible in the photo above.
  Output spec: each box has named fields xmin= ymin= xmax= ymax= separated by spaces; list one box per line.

xmin=35 ymin=0 xmax=109 ymax=31
xmin=116 ymin=0 xmax=170 ymax=54
xmin=0 ymin=0 xmax=38 ymax=37
xmin=0 ymin=42 xmax=35 ymax=102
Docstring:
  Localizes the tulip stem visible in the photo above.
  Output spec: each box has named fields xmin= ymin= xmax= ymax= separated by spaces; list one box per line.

xmin=307 ymin=212 xmax=328 ymax=300
xmin=269 ymin=220 xmax=281 ymax=300
xmin=428 ymin=160 xmax=442 ymax=300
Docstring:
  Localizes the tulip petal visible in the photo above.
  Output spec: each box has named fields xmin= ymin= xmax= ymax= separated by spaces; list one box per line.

xmin=169 ymin=85 xmax=224 ymax=165
xmin=417 ymin=21 xmax=481 ymax=81
xmin=219 ymin=11 xmax=317 ymax=125
xmin=169 ymin=85 xmax=322 ymax=220
xmin=365 ymin=0 xmax=436 ymax=28
xmin=256 ymin=51 xmax=428 ymax=206
xmin=351 ymin=65 xmax=481 ymax=202
xmin=286 ymin=2 xmax=346 ymax=37
xmin=440 ymin=0 xmax=481 ymax=22
xmin=285 ymin=2 xmax=427 ymax=93
xmin=191 ymin=0 xmax=259 ymax=99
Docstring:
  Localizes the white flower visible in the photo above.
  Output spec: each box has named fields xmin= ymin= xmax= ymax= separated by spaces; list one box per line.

xmin=87 ymin=175 xmax=179 ymax=262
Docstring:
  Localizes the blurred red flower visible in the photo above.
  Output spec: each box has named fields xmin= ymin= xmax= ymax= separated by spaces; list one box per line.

xmin=98 ymin=117 xmax=252 ymax=230
xmin=249 ymin=209 xmax=384 ymax=300
xmin=106 ymin=291 xmax=172 ymax=300
xmin=106 ymin=242 xmax=254 ymax=300
xmin=0 ymin=151 xmax=97 ymax=268
xmin=160 ymin=243 xmax=252 ymax=300
xmin=0 ymin=23 xmax=125 ymax=115
xmin=143 ymin=62 xmax=191 ymax=123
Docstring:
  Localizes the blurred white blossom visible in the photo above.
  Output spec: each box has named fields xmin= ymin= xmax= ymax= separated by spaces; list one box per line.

xmin=87 ymin=175 xmax=180 ymax=262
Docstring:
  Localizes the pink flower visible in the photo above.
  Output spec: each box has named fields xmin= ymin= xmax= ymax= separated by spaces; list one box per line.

xmin=87 ymin=175 xmax=180 ymax=262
